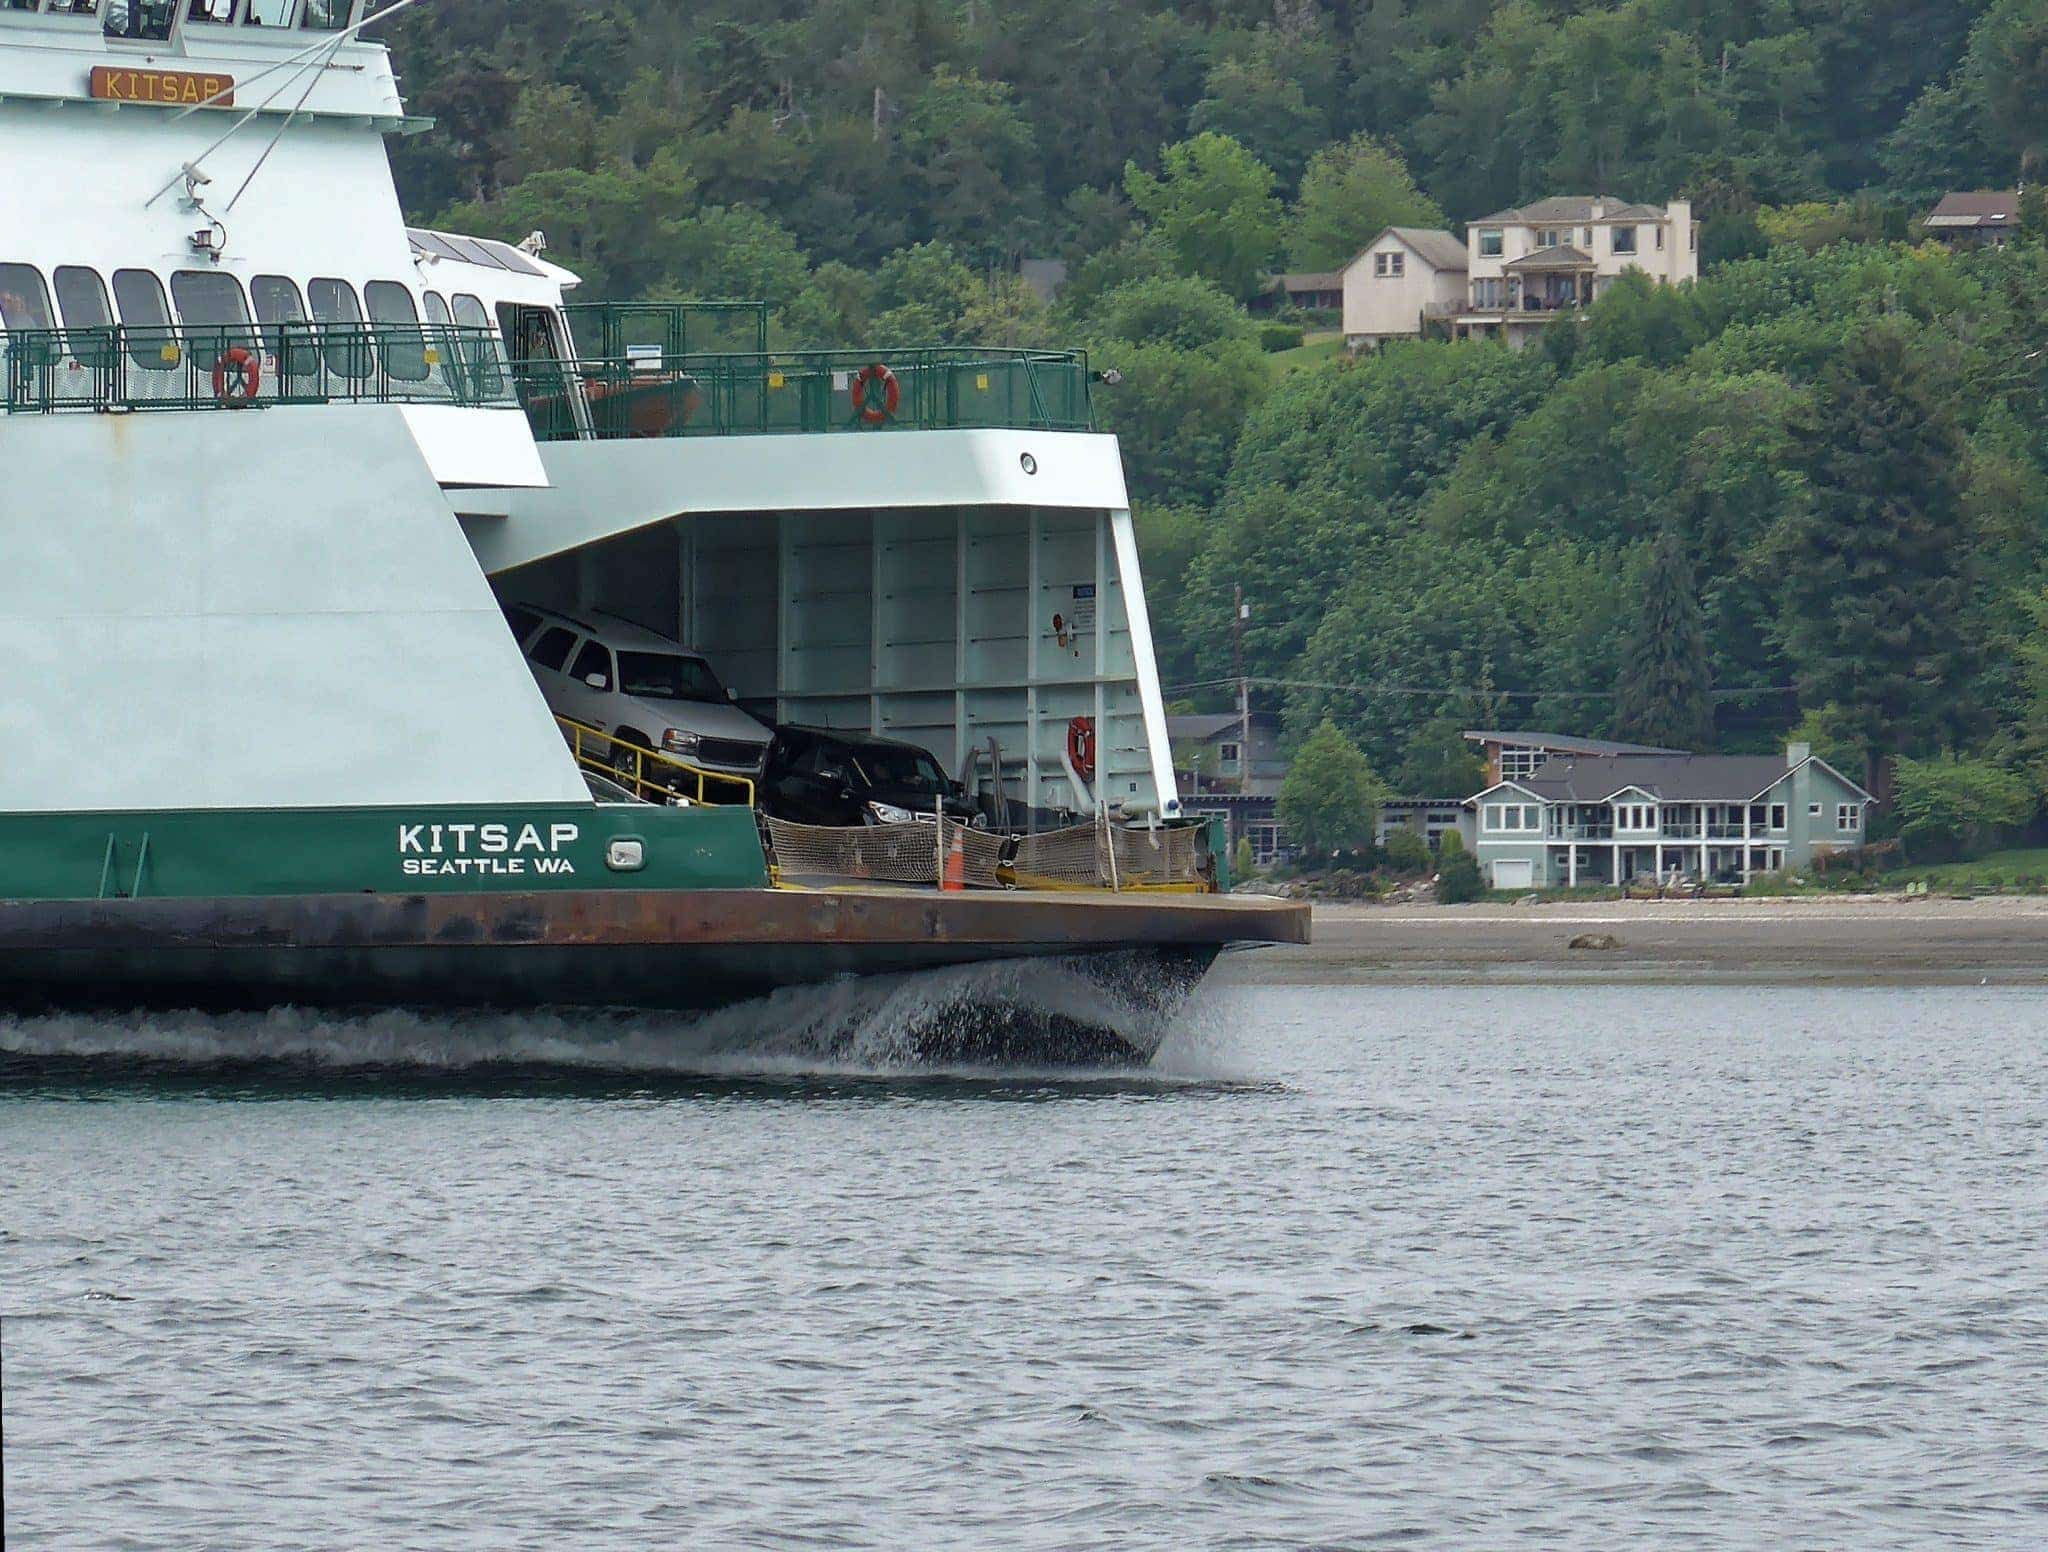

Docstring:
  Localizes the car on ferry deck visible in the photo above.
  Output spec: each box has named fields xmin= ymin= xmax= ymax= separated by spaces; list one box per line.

xmin=762 ymin=725 xmax=983 ymax=828
xmin=503 ymin=603 xmax=773 ymax=781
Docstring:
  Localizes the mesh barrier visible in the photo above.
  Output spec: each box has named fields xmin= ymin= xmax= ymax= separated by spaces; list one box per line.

xmin=765 ymin=815 xmax=1208 ymax=891
xmin=764 ymin=817 xmax=1006 ymax=888
xmin=1009 ymin=820 xmax=1207 ymax=890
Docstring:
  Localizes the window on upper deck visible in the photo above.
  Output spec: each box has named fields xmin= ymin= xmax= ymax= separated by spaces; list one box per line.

xmin=0 ymin=264 xmax=55 ymax=332
xmin=170 ymin=270 xmax=255 ymax=352
xmin=309 ymin=277 xmax=371 ymax=378
xmin=251 ymin=275 xmax=306 ymax=326
xmin=300 ymin=0 xmax=349 ymax=26
xmin=44 ymin=0 xmax=99 ymax=15
xmin=364 ymin=280 xmax=429 ymax=382
xmin=112 ymin=268 xmax=172 ymax=366
xmin=447 ymin=292 xmax=504 ymax=395
xmin=103 ymin=0 xmax=174 ymax=38
xmin=6 ymin=2 xmax=45 ymax=12
xmin=53 ymin=267 xmax=112 ymax=330
xmin=185 ymin=0 xmax=236 ymax=21
xmin=242 ymin=0 xmax=292 ymax=22
xmin=423 ymin=292 xmax=453 ymax=327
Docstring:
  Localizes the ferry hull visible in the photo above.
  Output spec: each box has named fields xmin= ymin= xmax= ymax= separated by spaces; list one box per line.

xmin=0 ymin=888 xmax=1306 ymax=1064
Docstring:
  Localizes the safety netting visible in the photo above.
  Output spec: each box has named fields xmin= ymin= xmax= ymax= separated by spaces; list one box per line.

xmin=1009 ymin=820 xmax=1206 ymax=890
xmin=763 ymin=813 xmax=1208 ymax=891
xmin=763 ymin=816 xmax=1007 ymax=888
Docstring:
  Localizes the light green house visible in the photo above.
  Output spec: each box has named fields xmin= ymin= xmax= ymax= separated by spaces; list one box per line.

xmin=1468 ymin=742 xmax=1875 ymax=889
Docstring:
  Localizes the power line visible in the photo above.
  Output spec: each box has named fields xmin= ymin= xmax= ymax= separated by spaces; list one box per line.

xmin=1163 ymin=675 xmax=1797 ymax=703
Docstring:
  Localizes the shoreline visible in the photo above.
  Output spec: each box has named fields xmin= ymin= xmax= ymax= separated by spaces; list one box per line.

xmin=1218 ymin=895 xmax=2048 ymax=985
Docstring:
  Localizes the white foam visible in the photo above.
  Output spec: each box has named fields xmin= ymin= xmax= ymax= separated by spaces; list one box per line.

xmin=0 ymin=955 xmax=1228 ymax=1078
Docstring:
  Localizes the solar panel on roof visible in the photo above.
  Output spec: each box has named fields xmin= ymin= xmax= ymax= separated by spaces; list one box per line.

xmin=476 ymin=239 xmax=548 ymax=277
xmin=439 ymin=234 xmax=509 ymax=270
xmin=406 ymin=229 xmax=471 ymax=264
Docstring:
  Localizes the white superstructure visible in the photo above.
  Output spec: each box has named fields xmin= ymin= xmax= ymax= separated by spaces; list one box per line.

xmin=0 ymin=0 xmax=1180 ymax=829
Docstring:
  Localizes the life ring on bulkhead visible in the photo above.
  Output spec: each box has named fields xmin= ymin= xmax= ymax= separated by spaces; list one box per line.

xmin=850 ymin=362 xmax=900 ymax=425
xmin=1067 ymin=715 xmax=1096 ymax=783
xmin=212 ymin=347 xmax=261 ymax=407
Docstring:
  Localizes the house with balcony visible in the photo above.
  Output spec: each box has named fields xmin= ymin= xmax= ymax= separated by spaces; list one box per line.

xmin=1455 ymin=195 xmax=1697 ymax=348
xmin=1345 ymin=197 xmax=1698 ymax=351
xmin=1468 ymin=742 xmax=1874 ymax=890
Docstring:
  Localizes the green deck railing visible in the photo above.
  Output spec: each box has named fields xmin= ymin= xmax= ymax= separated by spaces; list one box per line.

xmin=0 ymin=323 xmax=516 ymax=414
xmin=562 ymin=301 xmax=770 ymax=359
xmin=510 ymin=346 xmax=1095 ymax=441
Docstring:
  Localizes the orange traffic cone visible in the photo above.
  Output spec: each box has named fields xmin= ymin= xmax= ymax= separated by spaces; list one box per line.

xmin=942 ymin=827 xmax=967 ymax=891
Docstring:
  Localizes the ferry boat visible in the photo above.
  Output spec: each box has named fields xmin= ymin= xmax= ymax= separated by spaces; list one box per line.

xmin=0 ymin=0 xmax=1305 ymax=1060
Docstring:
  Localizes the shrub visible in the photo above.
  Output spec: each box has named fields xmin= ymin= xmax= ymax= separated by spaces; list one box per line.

xmin=1382 ymin=827 xmax=1431 ymax=874
xmin=1232 ymin=835 xmax=1255 ymax=880
xmin=1259 ymin=322 xmax=1305 ymax=352
xmin=1436 ymin=838 xmax=1483 ymax=903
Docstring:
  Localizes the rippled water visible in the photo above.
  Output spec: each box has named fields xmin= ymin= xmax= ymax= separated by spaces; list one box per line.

xmin=7 ymin=978 xmax=2048 ymax=1549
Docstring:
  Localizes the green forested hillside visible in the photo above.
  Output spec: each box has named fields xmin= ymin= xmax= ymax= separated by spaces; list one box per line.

xmin=381 ymin=0 xmax=2048 ymax=832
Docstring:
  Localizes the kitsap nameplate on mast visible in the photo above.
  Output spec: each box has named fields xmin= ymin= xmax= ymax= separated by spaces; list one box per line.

xmin=89 ymin=66 xmax=234 ymax=108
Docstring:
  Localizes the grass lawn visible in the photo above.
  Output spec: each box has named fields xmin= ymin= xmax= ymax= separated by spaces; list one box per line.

xmin=1266 ymin=332 xmax=1346 ymax=378
xmin=1881 ymin=847 xmax=2048 ymax=890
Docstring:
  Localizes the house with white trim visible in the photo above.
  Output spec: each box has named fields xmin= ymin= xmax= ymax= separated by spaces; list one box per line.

xmin=1344 ymin=196 xmax=1698 ymax=351
xmin=1468 ymin=741 xmax=1875 ymax=890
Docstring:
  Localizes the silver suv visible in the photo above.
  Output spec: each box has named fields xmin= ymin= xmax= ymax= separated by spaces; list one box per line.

xmin=503 ymin=603 xmax=772 ymax=778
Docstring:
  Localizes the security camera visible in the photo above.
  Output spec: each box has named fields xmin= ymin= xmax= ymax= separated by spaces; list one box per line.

xmin=518 ymin=229 xmax=548 ymax=255
xmin=181 ymin=162 xmax=213 ymax=189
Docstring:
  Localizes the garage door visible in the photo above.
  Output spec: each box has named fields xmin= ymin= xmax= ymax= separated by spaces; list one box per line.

xmin=1491 ymin=858 xmax=1534 ymax=890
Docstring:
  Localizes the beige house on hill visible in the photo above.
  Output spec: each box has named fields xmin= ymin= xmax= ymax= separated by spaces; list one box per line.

xmin=1342 ymin=227 xmax=1467 ymax=349
xmin=1344 ymin=195 xmax=1698 ymax=351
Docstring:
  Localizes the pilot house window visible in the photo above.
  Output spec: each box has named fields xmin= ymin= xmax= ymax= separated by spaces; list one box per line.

xmin=111 ymin=269 xmax=172 ymax=366
xmin=300 ymin=0 xmax=349 ymax=25
xmin=0 ymin=263 xmax=55 ymax=332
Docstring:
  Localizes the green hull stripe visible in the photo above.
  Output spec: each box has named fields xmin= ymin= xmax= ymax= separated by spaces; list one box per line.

xmin=0 ymin=804 xmax=770 ymax=901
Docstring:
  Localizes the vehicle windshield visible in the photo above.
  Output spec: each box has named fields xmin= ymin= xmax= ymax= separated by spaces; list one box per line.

xmin=618 ymin=651 xmax=725 ymax=703
xmin=850 ymin=745 xmax=948 ymax=794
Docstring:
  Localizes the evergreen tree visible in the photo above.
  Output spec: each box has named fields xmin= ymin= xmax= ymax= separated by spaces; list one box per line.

xmin=1277 ymin=719 xmax=1389 ymax=865
xmin=1613 ymin=527 xmax=1716 ymax=750
xmin=1780 ymin=321 xmax=1973 ymax=804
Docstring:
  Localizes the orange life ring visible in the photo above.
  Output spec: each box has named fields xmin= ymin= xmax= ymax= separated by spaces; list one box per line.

xmin=850 ymin=362 xmax=900 ymax=425
xmin=1067 ymin=716 xmax=1096 ymax=783
xmin=212 ymin=347 xmax=260 ymax=406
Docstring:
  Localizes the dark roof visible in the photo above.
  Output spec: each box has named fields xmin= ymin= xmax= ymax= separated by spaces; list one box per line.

xmin=1503 ymin=244 xmax=1595 ymax=271
xmin=1514 ymin=753 xmax=1793 ymax=803
xmin=1387 ymin=227 xmax=1469 ymax=269
xmin=1471 ymin=195 xmax=1665 ymax=225
xmin=1273 ymin=271 xmax=1343 ymax=291
xmin=1924 ymin=190 xmax=2019 ymax=228
xmin=1463 ymin=729 xmax=1683 ymax=756
xmin=1168 ymin=713 xmax=1244 ymax=741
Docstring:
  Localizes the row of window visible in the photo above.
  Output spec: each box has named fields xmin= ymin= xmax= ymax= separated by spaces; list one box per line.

xmin=1486 ymin=800 xmax=1862 ymax=833
xmin=1477 ymin=224 xmax=1692 ymax=258
xmin=0 ymin=260 xmax=500 ymax=380
xmin=6 ymin=0 xmax=356 ymax=41
xmin=1372 ymin=251 xmax=1406 ymax=279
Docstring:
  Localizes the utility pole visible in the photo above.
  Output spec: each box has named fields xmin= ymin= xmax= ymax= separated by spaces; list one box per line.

xmin=1233 ymin=586 xmax=1250 ymax=795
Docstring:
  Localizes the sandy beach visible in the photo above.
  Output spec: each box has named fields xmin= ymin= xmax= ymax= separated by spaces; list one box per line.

xmin=1223 ymin=895 xmax=2048 ymax=984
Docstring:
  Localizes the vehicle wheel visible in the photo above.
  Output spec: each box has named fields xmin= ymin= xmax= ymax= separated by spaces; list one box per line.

xmin=611 ymin=735 xmax=649 ymax=789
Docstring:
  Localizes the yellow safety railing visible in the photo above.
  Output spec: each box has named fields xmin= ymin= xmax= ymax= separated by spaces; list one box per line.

xmin=556 ymin=715 xmax=756 ymax=807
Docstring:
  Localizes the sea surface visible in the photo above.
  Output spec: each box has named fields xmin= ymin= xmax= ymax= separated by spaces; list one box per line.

xmin=5 ymin=976 xmax=2048 ymax=1549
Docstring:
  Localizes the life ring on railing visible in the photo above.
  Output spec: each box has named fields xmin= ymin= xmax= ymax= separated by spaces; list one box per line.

xmin=1067 ymin=715 xmax=1096 ymax=783
xmin=849 ymin=362 xmax=900 ymax=425
xmin=211 ymin=347 xmax=260 ymax=407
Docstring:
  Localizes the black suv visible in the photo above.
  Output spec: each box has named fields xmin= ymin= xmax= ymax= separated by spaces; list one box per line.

xmin=762 ymin=726 xmax=983 ymax=827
